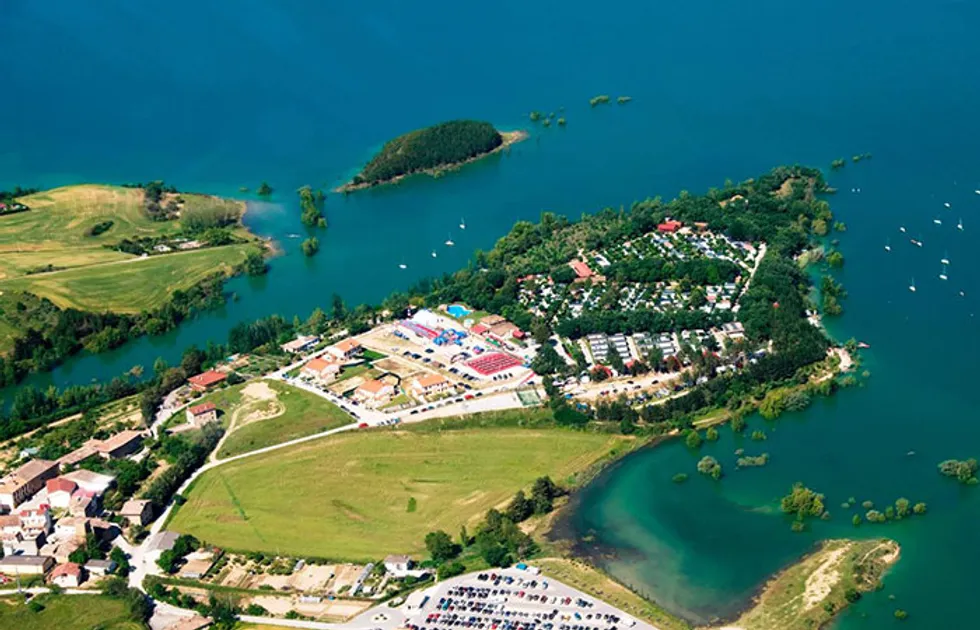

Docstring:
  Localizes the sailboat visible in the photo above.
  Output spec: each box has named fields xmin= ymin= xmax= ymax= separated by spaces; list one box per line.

xmin=431 ymin=250 xmax=438 ymax=258
xmin=899 ymin=226 xmax=907 ymax=233
xmin=884 ymin=238 xmax=891 ymax=252
xmin=975 ymin=190 xmax=980 ymax=195
xmin=459 ymin=217 xmax=466 ymax=230
xmin=445 ymin=234 xmax=455 ymax=246
xmin=939 ymin=264 xmax=948 ymax=281
xmin=957 ymin=218 xmax=964 ymax=231
xmin=399 ymin=263 xmax=407 ymax=269
xmin=933 ymin=217 xmax=942 ymax=225
xmin=909 ymin=277 xmax=917 ymax=292
xmin=944 ymin=202 xmax=951 ymax=208
xmin=941 ymin=251 xmax=950 ymax=265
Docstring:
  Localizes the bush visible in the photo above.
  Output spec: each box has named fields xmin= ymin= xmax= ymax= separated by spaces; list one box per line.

xmin=696 ymin=456 xmax=722 ymax=480
xmin=437 ymin=561 xmax=466 ymax=580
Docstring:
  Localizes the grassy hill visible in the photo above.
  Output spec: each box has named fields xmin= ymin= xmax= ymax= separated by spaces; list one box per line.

xmin=0 ymin=184 xmax=262 ymax=349
xmin=346 ymin=120 xmax=506 ymax=189
xmin=169 ymin=413 xmax=630 ymax=560
xmin=0 ymin=594 xmax=145 ymax=630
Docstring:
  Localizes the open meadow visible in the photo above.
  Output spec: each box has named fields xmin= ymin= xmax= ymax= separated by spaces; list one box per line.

xmin=210 ymin=380 xmax=351 ymax=459
xmin=0 ymin=184 xmax=260 ymax=344
xmin=0 ymin=594 xmax=145 ymax=630
xmin=169 ymin=417 xmax=631 ymax=560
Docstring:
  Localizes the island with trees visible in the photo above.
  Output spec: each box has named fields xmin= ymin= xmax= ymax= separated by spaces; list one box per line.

xmin=338 ymin=120 xmax=527 ymax=192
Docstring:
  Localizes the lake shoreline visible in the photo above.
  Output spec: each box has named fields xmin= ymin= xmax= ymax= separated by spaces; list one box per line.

xmin=335 ymin=129 xmax=529 ymax=193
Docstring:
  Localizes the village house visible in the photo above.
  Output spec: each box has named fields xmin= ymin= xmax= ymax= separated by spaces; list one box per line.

xmin=91 ymin=430 xmax=145 ymax=460
xmin=54 ymin=516 xmax=91 ymax=542
xmin=354 ymin=379 xmax=395 ymax=404
xmin=68 ymin=492 xmax=98 ymax=518
xmin=326 ymin=338 xmax=363 ymax=362
xmin=280 ymin=334 xmax=319 ymax=354
xmin=0 ymin=554 xmax=54 ymax=577
xmin=0 ymin=514 xmax=19 ymax=534
xmin=185 ymin=402 xmax=218 ymax=426
xmin=20 ymin=505 xmax=53 ymax=534
xmin=188 ymin=370 xmax=227 ymax=392
xmin=41 ymin=538 xmax=83 ymax=564
xmin=57 ymin=445 xmax=98 ymax=470
xmin=0 ymin=459 xmax=59 ymax=509
xmin=412 ymin=373 xmax=451 ymax=397
xmin=46 ymin=478 xmax=78 ymax=509
xmin=61 ymin=469 xmax=116 ymax=496
xmin=145 ymin=530 xmax=179 ymax=566
xmin=569 ymin=260 xmax=594 ymax=280
xmin=49 ymin=562 xmax=85 ymax=588
xmin=3 ymin=530 xmax=46 ymax=556
xmin=301 ymin=357 xmax=341 ymax=382
xmin=85 ymin=558 xmax=117 ymax=577
xmin=384 ymin=554 xmax=413 ymax=574
xmin=383 ymin=554 xmax=429 ymax=579
xmin=120 ymin=499 xmax=153 ymax=526
xmin=657 ymin=219 xmax=683 ymax=233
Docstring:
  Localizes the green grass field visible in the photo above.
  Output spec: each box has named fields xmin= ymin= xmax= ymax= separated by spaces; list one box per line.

xmin=0 ymin=594 xmax=145 ymax=630
xmin=0 ymin=244 xmax=254 ymax=313
xmin=169 ymin=420 xmax=628 ymax=560
xmin=0 ymin=184 xmax=258 ymax=315
xmin=210 ymin=380 xmax=352 ymax=459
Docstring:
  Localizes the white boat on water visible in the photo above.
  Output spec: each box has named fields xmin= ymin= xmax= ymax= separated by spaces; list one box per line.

xmin=399 ymin=263 xmax=407 ymax=269
xmin=899 ymin=226 xmax=906 ymax=233
xmin=909 ymin=278 xmax=917 ymax=292
xmin=459 ymin=218 xmax=466 ymax=230
xmin=934 ymin=218 xmax=942 ymax=225
xmin=431 ymin=250 xmax=437 ymax=258
xmin=958 ymin=218 xmax=964 ymax=231
xmin=975 ymin=190 xmax=980 ymax=195
xmin=445 ymin=235 xmax=455 ymax=246
xmin=944 ymin=202 xmax=951 ymax=208
xmin=939 ymin=264 xmax=948 ymax=281
xmin=941 ymin=252 xmax=950 ymax=265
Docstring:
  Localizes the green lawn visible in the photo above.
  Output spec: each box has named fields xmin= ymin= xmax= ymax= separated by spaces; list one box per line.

xmin=0 ymin=594 xmax=145 ymax=630
xmin=216 ymin=383 xmax=351 ymax=458
xmin=169 ymin=419 xmax=629 ymax=560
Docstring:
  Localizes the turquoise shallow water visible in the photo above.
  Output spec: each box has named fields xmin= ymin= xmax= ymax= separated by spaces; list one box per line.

xmin=3 ymin=1 xmax=980 ymax=627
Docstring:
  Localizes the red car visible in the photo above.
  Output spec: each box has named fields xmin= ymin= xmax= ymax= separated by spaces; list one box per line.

xmin=358 ymin=422 xmax=369 ymax=428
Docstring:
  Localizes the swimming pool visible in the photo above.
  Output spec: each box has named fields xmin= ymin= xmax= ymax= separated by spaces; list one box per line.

xmin=447 ymin=304 xmax=472 ymax=318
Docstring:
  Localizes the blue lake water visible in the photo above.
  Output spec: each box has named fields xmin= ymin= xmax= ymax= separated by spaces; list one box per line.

xmin=3 ymin=1 xmax=980 ymax=627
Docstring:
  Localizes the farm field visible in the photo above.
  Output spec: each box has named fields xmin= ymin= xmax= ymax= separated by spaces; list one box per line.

xmin=0 ymin=184 xmax=259 ymax=315
xmin=0 ymin=244 xmax=255 ymax=313
xmin=0 ymin=594 xmax=145 ymax=630
xmin=169 ymin=420 xmax=629 ymax=560
xmin=183 ymin=380 xmax=351 ymax=459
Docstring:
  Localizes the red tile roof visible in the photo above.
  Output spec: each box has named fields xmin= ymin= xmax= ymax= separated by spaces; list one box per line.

xmin=50 ymin=562 xmax=82 ymax=578
xmin=188 ymin=402 xmax=216 ymax=416
xmin=46 ymin=478 xmax=78 ymax=495
xmin=570 ymin=261 xmax=593 ymax=278
xmin=304 ymin=357 xmax=332 ymax=372
xmin=188 ymin=370 xmax=226 ymax=388
xmin=657 ymin=220 xmax=682 ymax=233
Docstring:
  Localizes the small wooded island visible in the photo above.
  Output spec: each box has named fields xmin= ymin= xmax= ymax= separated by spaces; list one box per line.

xmin=338 ymin=120 xmax=527 ymax=192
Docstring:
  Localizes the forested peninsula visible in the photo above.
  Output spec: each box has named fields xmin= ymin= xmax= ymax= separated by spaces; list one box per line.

xmin=339 ymin=120 xmax=527 ymax=192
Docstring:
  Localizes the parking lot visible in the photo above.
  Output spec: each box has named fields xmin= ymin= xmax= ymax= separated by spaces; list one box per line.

xmin=399 ymin=567 xmax=653 ymax=630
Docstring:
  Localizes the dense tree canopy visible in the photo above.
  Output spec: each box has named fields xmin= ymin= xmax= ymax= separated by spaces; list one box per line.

xmin=352 ymin=120 xmax=503 ymax=185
